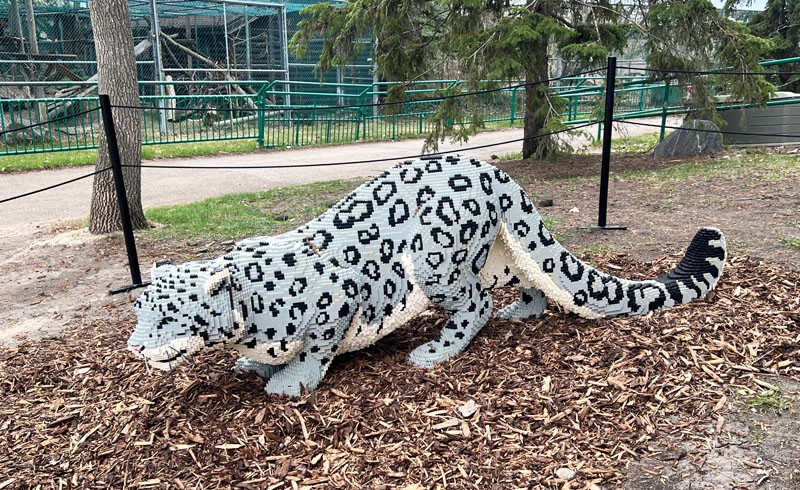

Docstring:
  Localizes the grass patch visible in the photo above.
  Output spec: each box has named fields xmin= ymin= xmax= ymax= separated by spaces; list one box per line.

xmin=144 ymin=179 xmax=363 ymax=241
xmin=745 ymin=390 xmax=793 ymax=414
xmin=619 ymin=152 xmax=800 ymax=187
xmin=542 ymin=215 xmax=568 ymax=243
xmin=0 ymin=140 xmax=264 ymax=173
xmin=781 ymin=237 xmax=800 ymax=251
xmin=581 ymin=244 xmax=615 ymax=255
xmin=591 ymin=131 xmax=668 ymax=154
xmin=141 ymin=139 xmax=260 ymax=160
xmin=0 ymin=149 xmax=99 ymax=172
xmin=497 ymin=151 xmax=523 ymax=160
xmin=749 ymin=422 xmax=766 ymax=444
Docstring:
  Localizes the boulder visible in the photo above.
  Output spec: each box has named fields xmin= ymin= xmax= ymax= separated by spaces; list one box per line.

xmin=653 ymin=119 xmax=723 ymax=158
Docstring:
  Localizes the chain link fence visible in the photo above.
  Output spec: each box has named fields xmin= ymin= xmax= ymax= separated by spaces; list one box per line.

xmin=0 ymin=0 xmax=377 ymax=153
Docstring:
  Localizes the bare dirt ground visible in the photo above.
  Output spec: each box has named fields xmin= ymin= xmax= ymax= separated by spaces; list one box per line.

xmin=0 ymin=147 xmax=798 ymax=489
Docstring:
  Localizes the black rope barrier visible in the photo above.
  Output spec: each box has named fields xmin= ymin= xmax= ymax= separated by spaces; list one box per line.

xmin=0 ymin=167 xmax=110 ymax=205
xmin=0 ymin=107 xmax=101 ymax=137
xmin=107 ymin=68 xmax=607 ymax=115
xmin=619 ymin=119 xmax=800 ymax=139
xmin=121 ymin=122 xmax=598 ymax=171
xmin=0 ymin=121 xmax=597 ymax=208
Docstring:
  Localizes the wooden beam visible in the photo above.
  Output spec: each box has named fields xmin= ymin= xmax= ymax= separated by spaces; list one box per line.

xmin=160 ymin=30 xmax=257 ymax=107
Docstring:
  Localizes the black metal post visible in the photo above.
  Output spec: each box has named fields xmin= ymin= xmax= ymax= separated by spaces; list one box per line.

xmin=581 ymin=57 xmax=626 ymax=231
xmin=99 ymin=93 xmax=146 ymax=294
xmin=598 ymin=56 xmax=616 ymax=227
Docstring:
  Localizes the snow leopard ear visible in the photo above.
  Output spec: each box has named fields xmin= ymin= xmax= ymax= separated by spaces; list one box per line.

xmin=150 ymin=260 xmax=173 ymax=279
xmin=204 ymin=267 xmax=232 ymax=296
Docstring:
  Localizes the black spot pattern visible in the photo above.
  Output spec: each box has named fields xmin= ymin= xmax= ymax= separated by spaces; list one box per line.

xmin=130 ymin=156 xmax=725 ymax=398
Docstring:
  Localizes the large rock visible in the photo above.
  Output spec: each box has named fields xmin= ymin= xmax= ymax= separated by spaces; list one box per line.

xmin=653 ymin=119 xmax=723 ymax=158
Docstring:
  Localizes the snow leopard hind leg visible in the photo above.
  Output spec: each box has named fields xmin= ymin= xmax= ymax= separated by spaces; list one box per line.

xmin=496 ymin=288 xmax=547 ymax=320
xmin=407 ymin=279 xmax=494 ymax=369
xmin=233 ymin=357 xmax=283 ymax=379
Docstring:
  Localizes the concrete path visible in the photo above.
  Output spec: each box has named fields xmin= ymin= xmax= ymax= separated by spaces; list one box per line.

xmin=0 ymin=117 xmax=678 ymax=237
xmin=0 ymin=129 xmax=521 ymax=236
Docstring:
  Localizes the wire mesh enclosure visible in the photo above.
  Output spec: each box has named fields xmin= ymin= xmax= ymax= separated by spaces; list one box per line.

xmin=0 ymin=0 xmax=377 ymax=153
xmin=0 ymin=1 xmax=371 ymax=90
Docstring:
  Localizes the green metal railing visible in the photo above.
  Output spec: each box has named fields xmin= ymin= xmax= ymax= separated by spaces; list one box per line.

xmin=0 ymin=79 xmax=671 ymax=156
xmin=3 ymin=57 xmax=799 ymax=156
xmin=0 ymin=96 xmax=101 ymax=154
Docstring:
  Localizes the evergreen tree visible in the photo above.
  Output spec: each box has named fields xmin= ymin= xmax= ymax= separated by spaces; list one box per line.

xmin=747 ymin=0 xmax=800 ymax=91
xmin=291 ymin=0 xmax=773 ymax=159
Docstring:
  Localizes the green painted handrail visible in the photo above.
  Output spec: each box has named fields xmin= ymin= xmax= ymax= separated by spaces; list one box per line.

xmin=4 ymin=59 xmax=799 ymax=157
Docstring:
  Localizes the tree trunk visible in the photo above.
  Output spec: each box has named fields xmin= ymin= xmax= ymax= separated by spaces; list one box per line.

xmin=23 ymin=0 xmax=47 ymax=121
xmin=88 ymin=0 xmax=147 ymax=234
xmin=521 ymin=38 xmax=551 ymax=160
xmin=23 ymin=0 xmax=39 ymax=54
xmin=9 ymin=0 xmax=25 ymax=53
xmin=520 ymin=0 xmax=557 ymax=161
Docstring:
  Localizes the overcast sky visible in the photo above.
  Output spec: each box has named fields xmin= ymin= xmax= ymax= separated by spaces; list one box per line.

xmin=712 ymin=0 xmax=768 ymax=9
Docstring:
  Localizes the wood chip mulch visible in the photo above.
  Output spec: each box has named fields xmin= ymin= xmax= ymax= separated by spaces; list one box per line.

xmin=0 ymin=254 xmax=798 ymax=490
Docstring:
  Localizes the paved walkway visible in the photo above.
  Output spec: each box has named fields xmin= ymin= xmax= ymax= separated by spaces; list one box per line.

xmin=0 ymin=117 xmax=678 ymax=237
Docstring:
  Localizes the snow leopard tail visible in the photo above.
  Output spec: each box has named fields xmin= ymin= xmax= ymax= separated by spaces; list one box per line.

xmin=496 ymin=178 xmax=726 ymax=318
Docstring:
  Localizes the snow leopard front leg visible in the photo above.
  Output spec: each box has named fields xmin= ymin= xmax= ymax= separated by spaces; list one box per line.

xmin=264 ymin=273 xmax=359 ymax=396
xmin=405 ymin=198 xmax=498 ymax=368
xmin=234 ymin=357 xmax=284 ymax=379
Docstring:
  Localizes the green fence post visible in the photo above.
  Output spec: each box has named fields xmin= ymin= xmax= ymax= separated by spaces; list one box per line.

xmin=256 ymin=84 xmax=268 ymax=147
xmin=355 ymin=108 xmax=362 ymax=142
xmin=572 ymin=97 xmax=579 ymax=122
xmin=660 ymin=78 xmax=671 ymax=142
xmin=638 ymin=85 xmax=645 ymax=111
xmin=510 ymin=87 xmax=517 ymax=126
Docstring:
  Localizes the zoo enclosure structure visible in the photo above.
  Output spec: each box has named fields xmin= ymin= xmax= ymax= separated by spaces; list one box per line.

xmin=0 ymin=0 xmax=371 ymax=86
xmin=1 ymin=0 xmax=799 ymax=157
xmin=0 ymin=0 xmax=373 ymax=145
xmin=4 ymin=61 xmax=800 ymax=157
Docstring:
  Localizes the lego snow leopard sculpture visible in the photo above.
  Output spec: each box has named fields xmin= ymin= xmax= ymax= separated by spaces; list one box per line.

xmin=128 ymin=154 xmax=726 ymax=396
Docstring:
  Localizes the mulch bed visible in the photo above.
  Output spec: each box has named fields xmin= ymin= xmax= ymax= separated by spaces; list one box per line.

xmin=1 ymin=253 xmax=797 ymax=489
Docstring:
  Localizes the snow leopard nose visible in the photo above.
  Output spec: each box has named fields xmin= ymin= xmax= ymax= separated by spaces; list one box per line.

xmin=128 ymin=345 xmax=144 ymax=354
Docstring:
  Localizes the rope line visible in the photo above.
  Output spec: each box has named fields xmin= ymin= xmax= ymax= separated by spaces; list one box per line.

xmin=0 ymin=123 xmax=593 ymax=206
xmin=124 ymin=123 xmax=597 ymax=171
xmin=108 ymin=68 xmax=607 ymax=115
xmin=0 ymin=108 xmax=100 ymax=137
xmin=619 ymin=119 xmax=800 ymax=139
xmin=0 ymin=168 xmax=110 ymax=205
